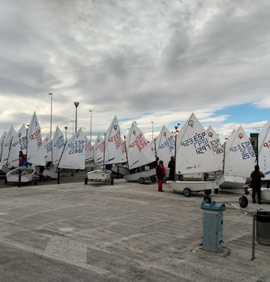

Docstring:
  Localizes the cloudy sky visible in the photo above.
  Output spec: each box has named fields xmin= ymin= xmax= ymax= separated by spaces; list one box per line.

xmin=0 ymin=0 xmax=269 ymax=141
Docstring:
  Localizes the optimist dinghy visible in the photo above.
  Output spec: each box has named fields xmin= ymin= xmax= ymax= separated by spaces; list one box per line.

xmin=6 ymin=166 xmax=36 ymax=184
xmin=258 ymin=121 xmax=270 ymax=182
xmin=166 ymin=113 xmax=220 ymax=197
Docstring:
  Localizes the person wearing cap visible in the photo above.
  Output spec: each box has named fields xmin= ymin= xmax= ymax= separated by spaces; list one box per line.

xmin=155 ymin=160 xmax=166 ymax=192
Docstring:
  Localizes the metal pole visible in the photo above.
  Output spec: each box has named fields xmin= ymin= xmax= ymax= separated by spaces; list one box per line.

xmin=49 ymin=93 xmax=53 ymax=138
xmin=151 ymin=121 xmax=154 ymax=141
xmin=89 ymin=110 xmax=92 ymax=143
xmin=64 ymin=126 xmax=68 ymax=140
xmin=74 ymin=102 xmax=79 ymax=133
xmin=251 ymin=213 xmax=256 ymax=260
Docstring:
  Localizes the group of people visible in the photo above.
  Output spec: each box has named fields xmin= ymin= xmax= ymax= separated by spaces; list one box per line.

xmin=155 ymin=156 xmax=175 ymax=192
xmin=156 ymin=157 xmax=266 ymax=204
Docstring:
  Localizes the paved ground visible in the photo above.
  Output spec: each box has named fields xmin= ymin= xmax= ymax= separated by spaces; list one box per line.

xmin=0 ymin=178 xmax=269 ymax=282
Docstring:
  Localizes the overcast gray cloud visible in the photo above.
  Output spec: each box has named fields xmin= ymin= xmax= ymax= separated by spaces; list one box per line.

xmin=0 ymin=0 xmax=269 ymax=139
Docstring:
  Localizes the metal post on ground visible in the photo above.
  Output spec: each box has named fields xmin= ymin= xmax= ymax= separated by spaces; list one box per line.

xmin=251 ymin=213 xmax=256 ymax=260
xmin=57 ymin=169 xmax=61 ymax=184
xmin=18 ymin=170 xmax=21 ymax=187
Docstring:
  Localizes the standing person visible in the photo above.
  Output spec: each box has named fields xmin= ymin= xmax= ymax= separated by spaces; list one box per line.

xmin=19 ymin=151 xmax=26 ymax=167
xmin=168 ymin=156 xmax=175 ymax=181
xmin=156 ymin=160 xmax=166 ymax=192
xmin=250 ymin=165 xmax=265 ymax=204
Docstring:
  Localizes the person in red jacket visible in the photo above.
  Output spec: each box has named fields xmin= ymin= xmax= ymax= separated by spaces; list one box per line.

xmin=250 ymin=165 xmax=265 ymax=204
xmin=156 ymin=160 xmax=166 ymax=192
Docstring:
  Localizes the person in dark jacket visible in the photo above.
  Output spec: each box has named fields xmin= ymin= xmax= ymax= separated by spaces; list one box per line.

xmin=168 ymin=156 xmax=175 ymax=181
xmin=250 ymin=165 xmax=265 ymax=204
xmin=156 ymin=160 xmax=166 ymax=192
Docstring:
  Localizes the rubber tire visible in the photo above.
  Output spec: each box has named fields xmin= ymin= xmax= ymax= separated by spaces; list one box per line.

xmin=204 ymin=196 xmax=212 ymax=204
xmin=204 ymin=189 xmax=211 ymax=195
xmin=4 ymin=178 xmax=7 ymax=184
xmin=111 ymin=178 xmax=114 ymax=185
xmin=150 ymin=176 xmax=156 ymax=183
xmin=84 ymin=177 xmax=88 ymax=185
xmin=138 ymin=177 xmax=145 ymax=184
xmin=239 ymin=196 xmax=248 ymax=208
xmin=214 ymin=188 xmax=219 ymax=194
xmin=183 ymin=188 xmax=191 ymax=197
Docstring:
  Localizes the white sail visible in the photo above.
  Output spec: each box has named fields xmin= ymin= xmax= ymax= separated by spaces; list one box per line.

xmin=58 ymin=128 xmax=85 ymax=170
xmin=156 ymin=125 xmax=175 ymax=168
xmin=104 ymin=116 xmax=127 ymax=164
xmin=175 ymin=113 xmax=219 ymax=175
xmin=0 ymin=131 xmax=7 ymax=161
xmin=85 ymin=137 xmax=94 ymax=161
xmin=44 ymin=134 xmax=52 ymax=163
xmin=1 ymin=126 xmax=16 ymax=165
xmin=94 ymin=135 xmax=104 ymax=163
xmin=224 ymin=125 xmax=256 ymax=178
xmin=206 ymin=126 xmax=224 ymax=171
xmin=52 ymin=126 xmax=65 ymax=165
xmin=126 ymin=122 xmax=155 ymax=170
xmin=258 ymin=121 xmax=270 ymax=179
xmin=27 ymin=112 xmax=46 ymax=166
xmin=8 ymin=124 xmax=27 ymax=167
xmin=225 ymin=129 xmax=236 ymax=154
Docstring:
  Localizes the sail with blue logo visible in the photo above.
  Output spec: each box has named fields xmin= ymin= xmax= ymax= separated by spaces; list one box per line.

xmin=224 ymin=125 xmax=256 ymax=178
xmin=44 ymin=134 xmax=52 ymax=163
xmin=104 ymin=116 xmax=127 ymax=165
xmin=258 ymin=121 xmax=270 ymax=180
xmin=94 ymin=135 xmax=104 ymax=164
xmin=175 ymin=113 xmax=219 ymax=175
xmin=52 ymin=126 xmax=65 ymax=165
xmin=126 ymin=122 xmax=155 ymax=170
xmin=8 ymin=124 xmax=27 ymax=167
xmin=155 ymin=125 xmax=174 ymax=168
xmin=27 ymin=112 xmax=46 ymax=166
xmin=1 ymin=126 xmax=16 ymax=166
xmin=58 ymin=128 xmax=85 ymax=170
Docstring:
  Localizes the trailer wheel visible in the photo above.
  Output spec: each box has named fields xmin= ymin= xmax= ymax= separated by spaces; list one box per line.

xmin=239 ymin=196 xmax=248 ymax=208
xmin=204 ymin=196 xmax=212 ymax=204
xmin=204 ymin=189 xmax=211 ymax=195
xmin=214 ymin=188 xmax=219 ymax=194
xmin=84 ymin=177 xmax=88 ymax=185
xmin=4 ymin=178 xmax=7 ymax=184
xmin=138 ymin=177 xmax=145 ymax=184
xmin=183 ymin=188 xmax=191 ymax=197
xmin=111 ymin=178 xmax=114 ymax=185
xmin=150 ymin=176 xmax=156 ymax=183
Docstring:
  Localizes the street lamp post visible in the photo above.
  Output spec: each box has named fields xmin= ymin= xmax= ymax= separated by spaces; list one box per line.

xmin=89 ymin=110 xmax=92 ymax=143
xmin=151 ymin=121 xmax=154 ymax=141
xmin=48 ymin=93 xmax=53 ymax=138
xmin=64 ymin=126 xmax=68 ymax=140
xmin=71 ymin=120 xmax=75 ymax=134
xmin=74 ymin=102 xmax=79 ymax=133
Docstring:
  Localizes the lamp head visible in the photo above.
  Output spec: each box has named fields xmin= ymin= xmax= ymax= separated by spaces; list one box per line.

xmin=74 ymin=102 xmax=79 ymax=108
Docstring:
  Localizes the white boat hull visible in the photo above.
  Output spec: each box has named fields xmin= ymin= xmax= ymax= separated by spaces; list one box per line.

xmin=0 ymin=164 xmax=9 ymax=175
xmin=218 ymin=175 xmax=247 ymax=190
xmin=87 ymin=170 xmax=112 ymax=182
xmin=6 ymin=167 xmax=36 ymax=183
xmin=43 ymin=168 xmax=58 ymax=179
xmin=124 ymin=168 xmax=156 ymax=183
xmin=166 ymin=180 xmax=218 ymax=196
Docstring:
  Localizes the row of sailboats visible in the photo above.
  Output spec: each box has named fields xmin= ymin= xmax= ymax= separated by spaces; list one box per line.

xmin=0 ymin=112 xmax=269 ymax=194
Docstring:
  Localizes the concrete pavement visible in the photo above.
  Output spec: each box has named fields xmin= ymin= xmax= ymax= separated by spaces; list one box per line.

xmin=0 ymin=179 xmax=269 ymax=281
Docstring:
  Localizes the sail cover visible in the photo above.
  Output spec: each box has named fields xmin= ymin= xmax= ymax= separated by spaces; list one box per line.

xmin=155 ymin=125 xmax=174 ymax=168
xmin=104 ymin=116 xmax=127 ymax=164
xmin=206 ymin=126 xmax=224 ymax=171
xmin=94 ymin=135 xmax=104 ymax=163
xmin=175 ymin=113 xmax=219 ymax=175
xmin=126 ymin=122 xmax=155 ymax=170
xmin=27 ymin=112 xmax=46 ymax=166
xmin=1 ymin=126 xmax=16 ymax=165
xmin=258 ymin=121 xmax=270 ymax=179
xmin=224 ymin=125 xmax=256 ymax=177
xmin=8 ymin=124 xmax=27 ymax=167
xmin=58 ymin=128 xmax=85 ymax=170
